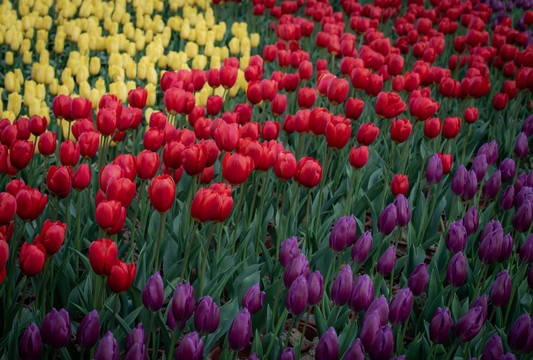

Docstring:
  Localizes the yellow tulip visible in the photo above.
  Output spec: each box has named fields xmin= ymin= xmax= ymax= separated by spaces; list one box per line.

xmin=5 ymin=52 xmax=13 ymax=66
xmin=4 ymin=73 xmax=19 ymax=93
xmin=1 ymin=111 xmax=16 ymax=122
xmin=229 ymin=38 xmax=240 ymax=55
xmin=147 ymin=66 xmax=158 ymax=85
xmin=79 ymin=81 xmax=91 ymax=99
xmin=44 ymin=65 xmax=54 ymax=85
xmin=24 ymin=82 xmax=36 ymax=107
xmin=210 ymin=56 xmax=221 ymax=69
xmin=146 ymin=83 xmax=156 ymax=107
xmin=95 ymin=78 xmax=107 ymax=94
xmin=181 ymin=21 xmax=190 ymax=40
xmin=65 ymin=78 xmax=75 ymax=94
xmin=192 ymin=55 xmax=207 ymax=70
xmin=7 ymin=93 xmax=21 ymax=116
xmin=90 ymin=89 xmax=101 ymax=109
xmin=185 ymin=42 xmax=199 ymax=59
xmin=76 ymin=66 xmax=89 ymax=84
xmin=220 ymin=46 xmax=230 ymax=60
xmin=89 ymin=57 xmax=101 ymax=75
xmin=158 ymin=55 xmax=168 ymax=69
xmin=110 ymin=81 xmax=128 ymax=102
xmin=240 ymin=37 xmax=251 ymax=54
xmin=28 ymin=98 xmax=41 ymax=117
xmin=144 ymin=107 xmax=154 ymax=125
xmin=14 ymin=69 xmax=23 ymax=85
xmin=49 ymin=79 xmax=59 ymax=95
xmin=39 ymin=50 xmax=50 ymax=65
xmin=54 ymin=36 xmax=64 ymax=53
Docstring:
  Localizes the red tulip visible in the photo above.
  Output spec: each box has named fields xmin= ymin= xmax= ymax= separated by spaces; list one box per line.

xmin=52 ymin=95 xmax=72 ymax=120
xmin=325 ymin=119 xmax=351 ymax=149
xmin=96 ymin=107 xmax=118 ymax=136
xmin=309 ymin=108 xmax=331 ymax=135
xmin=1 ymin=124 xmax=18 ymax=146
xmin=9 ymin=139 xmax=34 ymax=170
xmin=214 ymin=123 xmax=241 ymax=152
xmin=349 ymin=145 xmax=369 ymax=169
xmin=357 ymin=123 xmax=379 ymax=146
xmin=128 ymin=87 xmax=147 ymax=109
xmin=191 ymin=183 xmax=233 ymax=223
xmin=29 ymin=115 xmax=48 ymax=136
xmin=19 ymin=243 xmax=46 ymax=277
xmin=260 ymin=79 xmax=278 ymax=102
xmin=182 ymin=144 xmax=207 ymax=176
xmin=47 ymin=166 xmax=73 ymax=199
xmin=143 ymin=128 xmax=164 ymax=152
xmin=350 ymin=67 xmax=371 ymax=91
xmin=162 ymin=140 xmax=185 ymax=171
xmin=38 ymin=132 xmax=56 ymax=156
xmin=15 ymin=187 xmax=47 ymax=221
xmin=375 ymin=92 xmax=406 ymax=119
xmin=464 ymin=107 xmax=478 ymax=124
xmin=137 ymin=150 xmax=160 ymax=180
xmin=297 ymin=88 xmax=316 ymax=109
xmin=390 ymin=118 xmax=412 ymax=143
xmin=271 ymin=94 xmax=287 ymax=116
xmin=345 ymin=98 xmax=364 ymax=121
xmin=262 ymin=121 xmax=280 ymax=141
xmin=295 ymin=157 xmax=322 ymax=188
xmin=107 ymin=260 xmax=136 ymax=293
xmin=89 ymin=238 xmax=118 ymax=276
xmin=219 ymin=66 xmax=238 ymax=89
xmin=327 ymin=78 xmax=350 ymax=105
xmin=365 ymin=74 xmax=384 ymax=96
xmin=438 ymin=153 xmax=453 ymax=174
xmin=77 ymin=131 xmax=99 ymax=159
xmin=442 ymin=117 xmax=461 ymax=139
xmin=424 ymin=117 xmax=441 ymax=139
xmin=274 ymin=150 xmax=297 ymax=180
xmin=206 ymin=96 xmax=223 ymax=116
xmin=59 ymin=140 xmax=80 ymax=167
xmin=391 ymin=175 xmax=409 ymax=196
xmin=148 ymin=175 xmax=176 ymax=213
xmin=71 ymin=98 xmax=92 ymax=120
xmin=106 ymin=177 xmax=136 ymax=208
xmin=492 ymin=93 xmax=508 ymax=111
xmin=73 ymin=164 xmax=91 ymax=191
xmin=99 ymin=164 xmax=124 ymax=192
xmin=0 ymin=192 xmax=16 ymax=225
xmin=35 ymin=220 xmax=66 ymax=255
xmin=95 ymin=200 xmax=127 ymax=235
xmin=222 ymin=153 xmax=254 ymax=185
xmin=409 ymin=96 xmax=440 ymax=122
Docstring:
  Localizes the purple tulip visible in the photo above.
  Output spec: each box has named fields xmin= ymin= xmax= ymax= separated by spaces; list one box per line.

xmin=331 ymin=265 xmax=353 ymax=306
xmin=501 ymin=185 xmax=515 ymax=210
xmin=329 ymin=215 xmax=357 ymax=252
xmin=447 ymin=252 xmax=467 ymax=287
xmin=378 ymin=204 xmax=397 ymax=236
xmin=500 ymin=353 xmax=517 ymax=360
xmin=316 ymin=327 xmax=339 ymax=360
xmin=283 ymin=254 xmax=310 ymax=288
xmin=307 ymin=271 xmax=324 ymax=306
xmin=513 ymin=200 xmax=533 ymax=233
xmin=426 ymin=154 xmax=443 ymax=184
xmin=342 ymin=338 xmax=365 ymax=360
xmin=368 ymin=325 xmax=394 ymax=360
xmin=18 ymin=323 xmax=42 ymax=360
xmin=364 ymin=295 xmax=389 ymax=326
xmin=498 ymin=234 xmax=513 ymax=263
xmin=77 ymin=310 xmax=100 ymax=348
xmin=143 ymin=272 xmax=164 ymax=312
xmin=514 ymin=132 xmax=529 ymax=158
xmin=463 ymin=170 xmax=478 ymax=200
xmin=172 ymin=282 xmax=195 ymax=322
xmin=94 ymin=331 xmax=120 ymax=360
xmin=429 ymin=308 xmax=452 ymax=344
xmin=482 ymin=334 xmax=503 ymax=360
xmin=515 ymin=187 xmax=533 ymax=209
xmin=393 ymin=194 xmax=411 ymax=227
xmin=175 ymin=332 xmax=203 ymax=360
xmin=125 ymin=323 xmax=145 ymax=353
xmin=499 ymin=158 xmax=516 ymax=182
xmin=242 ymin=283 xmax=265 ymax=315
xmin=522 ymin=114 xmax=533 ymax=136
xmin=483 ymin=170 xmax=501 ymax=199
xmin=473 ymin=154 xmax=488 ymax=182
xmin=479 ymin=220 xmax=504 ymax=265
xmin=194 ymin=296 xmax=220 ymax=334
xmin=508 ymin=313 xmax=531 ymax=353
xmin=167 ymin=302 xmax=178 ymax=330
xmin=408 ymin=263 xmax=429 ymax=296
xmin=388 ymin=288 xmax=413 ymax=325
xmin=529 ymin=266 xmax=533 ymax=289
xmin=376 ymin=246 xmax=396 ymax=277
xmin=125 ymin=342 xmax=147 ymax=360
xmin=280 ymin=237 xmax=300 ymax=267
xmin=228 ymin=308 xmax=252 ymax=351
xmin=454 ymin=304 xmax=485 ymax=342
xmin=351 ymin=231 xmax=372 ymax=263
xmin=286 ymin=275 xmax=308 ymax=315
xmin=520 ymin=234 xmax=533 ymax=263
xmin=486 ymin=140 xmax=499 ymax=164
xmin=490 ymin=270 xmax=511 ymax=307
xmin=279 ymin=348 xmax=295 ymax=360
xmin=452 ymin=165 xmax=468 ymax=196
xmin=248 ymin=353 xmax=260 ymax=360
xmin=349 ymin=275 xmax=374 ymax=312
xmin=446 ymin=220 xmax=467 ymax=254
xmin=463 ymin=206 xmax=479 ymax=235
xmin=515 ymin=172 xmax=528 ymax=194
xmin=360 ymin=311 xmax=381 ymax=349
xmin=41 ymin=308 xmax=71 ymax=349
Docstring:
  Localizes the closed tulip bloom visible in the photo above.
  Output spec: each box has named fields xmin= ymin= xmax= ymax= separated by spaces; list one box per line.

xmin=0 ymin=192 xmax=16 ymax=225
xmin=329 ymin=215 xmax=357 ymax=252
xmin=368 ymin=325 xmax=394 ymax=360
xmin=15 ymin=187 xmax=47 ymax=221
xmin=271 ymin=94 xmax=287 ymax=117
xmin=378 ymin=204 xmax=397 ymax=235
xmin=331 ymin=265 xmax=353 ymax=306
xmin=426 ymin=154 xmax=443 ymax=184
xmin=194 ymin=296 xmax=220 ymax=334
xmin=47 ymin=165 xmax=72 ymax=199
xmin=390 ymin=118 xmax=412 ymax=144
xmin=125 ymin=323 xmax=145 ymax=353
xmin=222 ymin=153 xmax=253 ymax=185
xmin=472 ymin=155 xmax=488 ymax=182
xmin=519 ymin=234 xmax=533 ymax=263
xmin=349 ymin=275 xmax=374 ymax=312
xmin=500 ymin=186 xmax=515 ymax=210
xmin=508 ymin=313 xmax=531 ymax=352
xmin=95 ymin=200 xmax=127 ymax=234
xmin=357 ymin=123 xmax=379 ymax=146
xmin=375 ymin=92 xmax=406 ymax=118
xmin=41 ymin=308 xmax=71 ymax=348
xmin=481 ymin=334 xmax=503 ymax=360
xmin=99 ymin=164 xmax=124 ymax=192
xmin=498 ymin=234 xmax=513 ymax=263
xmin=451 ymin=165 xmax=467 ymax=196
xmin=283 ymin=254 xmax=310 ymax=288
xmin=9 ymin=139 xmax=34 ymax=170
xmin=172 ymin=282 xmax=195 ymax=322
xmin=77 ymin=310 xmax=100 ymax=348
xmin=429 ymin=308 xmax=452 ymax=344
xmin=377 ymin=246 xmax=396 ymax=277
xmin=454 ymin=304 xmax=485 ymax=342
xmin=307 ymin=271 xmax=324 ymax=306
xmin=490 ymin=270 xmax=511 ymax=307
xmin=107 ymin=260 xmax=136 ymax=293
xmin=464 ymin=107 xmax=479 ymax=123
xmin=175 ymin=332 xmax=203 ymax=360
xmin=294 ymin=157 xmax=322 ymax=188
xmin=19 ymin=243 xmax=46 ymax=277
xmin=409 ymin=96 xmax=439 ymax=122
xmin=19 ymin=323 xmax=43 ymax=360
xmin=228 ymin=308 xmax=252 ymax=351
xmin=89 ymin=238 xmax=118 ymax=276
xmin=349 ymin=145 xmax=369 ymax=169
xmin=29 ymin=115 xmax=48 ymax=136
xmin=499 ymin=158 xmax=516 ymax=182
xmin=136 ymin=151 xmax=160 ymax=180
xmin=262 ymin=121 xmax=281 ymax=141
xmin=143 ymin=272 xmax=164 ymax=311
xmin=128 ymin=87 xmax=147 ymax=109
xmin=260 ymin=79 xmax=278 ymax=101
xmin=327 ymin=78 xmax=349 ymax=105
xmin=446 ymin=220 xmax=467 ymax=254
xmin=38 ymin=131 xmax=57 ymax=156
xmin=73 ymin=164 xmax=92 ymax=191
xmin=343 ymin=338 xmax=365 ymax=360
xmin=36 ymin=220 xmax=66 ymax=255
xmin=242 ymin=283 xmax=265 ymax=315
xmin=94 ymin=331 xmax=120 ymax=360
xmin=345 ymin=98 xmax=364 ymax=121
xmin=463 ymin=206 xmax=479 ymax=235
xmin=447 ymin=252 xmax=467 ymax=287
xmin=148 ymin=175 xmax=175 ymax=213
xmin=280 ymin=236 xmax=300 ymax=267
xmin=513 ymin=200 xmax=533 ymax=233
xmin=483 ymin=170 xmax=501 ymax=199
xmin=393 ymin=194 xmax=410 ymax=226
xmin=286 ymin=275 xmax=308 ymax=314
xmin=514 ymin=132 xmax=529 ymax=159
xmin=478 ymin=140 xmax=499 ymax=165
xmin=325 ymin=119 xmax=351 ymax=149
xmin=442 ymin=116 xmax=461 ymax=139
xmin=96 ymin=107 xmax=118 ymax=136
xmin=106 ymin=177 xmax=136 ymax=208
xmin=274 ymin=150 xmax=297 ymax=181
xmin=278 ymin=348 xmax=295 ymax=360
xmin=423 ymin=117 xmax=441 ymax=139
xmin=351 ymin=231 xmax=372 ymax=264
xmin=408 ymin=263 xmax=429 ymax=296
xmin=59 ymin=140 xmax=80 ymax=167
xmin=297 ymin=87 xmax=317 ymax=109
xmin=361 ymin=311 xmax=382 ymax=349
xmin=316 ymin=327 xmax=339 ymax=360
xmin=163 ymin=141 xmax=185 ymax=171
xmin=389 ymin=288 xmax=413 ymax=325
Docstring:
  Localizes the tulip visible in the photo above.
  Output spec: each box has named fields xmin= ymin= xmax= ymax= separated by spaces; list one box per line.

xmin=15 ymin=187 xmax=47 ymax=222
xmin=482 ymin=334 xmax=503 ymax=360
xmin=490 ymin=270 xmax=511 ymax=307
xmin=454 ymin=304 xmax=485 ymax=342
xmin=447 ymin=252 xmax=467 ymax=287
xmin=142 ymin=272 xmax=164 ymax=311
xmin=520 ymin=234 xmax=533 ymax=263
xmin=125 ymin=323 xmax=145 ymax=354
xmin=499 ymin=158 xmax=516 ymax=182
xmin=107 ymin=260 xmax=136 ymax=293
xmin=47 ymin=165 xmax=73 ymax=199
xmin=19 ymin=323 xmax=43 ymax=360
xmin=513 ymin=201 xmax=533 ymax=233
xmin=38 ymin=131 xmax=56 ymax=156
xmin=368 ymin=325 xmax=394 ymax=360
xmin=446 ymin=220 xmax=467 ymax=254
xmin=279 ymin=237 xmax=300 ymax=268
xmin=36 ymin=220 xmax=66 ymax=256
xmin=9 ymin=139 xmax=34 ymax=170
xmin=393 ymin=194 xmax=410 ymax=226
xmin=349 ymin=275 xmax=374 ymax=312
xmin=175 ymin=332 xmax=203 ymax=360
xmin=19 ymin=243 xmax=46 ymax=277
xmin=222 ymin=153 xmax=253 ymax=186
xmin=99 ymin=164 xmax=124 ymax=192
xmin=331 ymin=265 xmax=353 ymax=306
xmin=361 ymin=311 xmax=381 ymax=349
xmin=94 ymin=331 xmax=120 ymax=360
xmin=260 ymin=79 xmax=278 ymax=101
xmin=378 ymin=204 xmax=397 ymax=235
xmin=375 ymin=92 xmax=406 ymax=118
xmin=429 ymin=308 xmax=452 ymax=344
xmin=376 ymin=246 xmax=396 ymax=277
xmin=242 ymin=283 xmax=265 ymax=315
xmin=483 ymin=170 xmax=501 ymax=199
xmin=343 ymin=338 xmax=365 ymax=360
xmin=325 ymin=119 xmax=351 ymax=149
xmin=228 ymin=308 xmax=252 ymax=351
xmin=408 ymin=263 xmax=429 ymax=296
xmin=463 ymin=206 xmax=479 ymax=235
xmin=0 ymin=192 xmax=16 ymax=225
xmin=128 ymin=87 xmax=147 ymax=109
xmin=279 ymin=348 xmax=295 ymax=360
xmin=95 ymin=200 xmax=127 ymax=235
xmin=316 ymin=328 xmax=339 ymax=360
xmin=390 ymin=118 xmax=412 ymax=144
xmin=29 ymin=115 xmax=47 ymax=136
xmin=294 ymin=157 xmax=322 ymax=188
xmin=329 ymin=216 xmax=357 ymax=252
xmin=41 ymin=308 xmax=71 ymax=348
xmin=327 ymin=78 xmax=349 ymax=105
xmin=73 ymin=164 xmax=92 ymax=191
xmin=514 ymin=132 xmax=529 ymax=158
xmin=442 ymin=116 xmax=461 ymax=139
xmin=59 ymin=140 xmax=80 ymax=167
xmin=194 ymin=296 xmax=220 ymax=334
xmin=274 ymin=150 xmax=297 ymax=180
xmin=191 ymin=185 xmax=233 ymax=223
xmin=77 ymin=310 xmax=100 ymax=348
xmin=286 ymin=275 xmax=308 ymax=314
xmin=464 ymin=107 xmax=479 ymax=123
xmin=357 ymin=123 xmax=379 ymax=146
xmin=345 ymin=98 xmax=364 ymax=121
xmin=349 ymin=145 xmax=369 ymax=169
xmin=137 ymin=150 xmax=160 ymax=180
xmin=96 ymin=107 xmax=118 ymax=136
xmin=271 ymin=95 xmax=287 ymax=116
xmin=307 ymin=271 xmax=324 ymax=306
xmin=351 ymin=232 xmax=372 ymax=264
xmin=498 ymin=234 xmax=513 ymax=263
xmin=283 ymin=254 xmax=310 ymax=288
xmin=389 ymin=288 xmax=413 ymax=324
xmin=106 ymin=177 xmax=136 ymax=208
xmin=508 ymin=313 xmax=530 ymax=353
xmin=89 ymin=238 xmax=118 ymax=276
xmin=423 ymin=117 xmax=441 ymax=139
xmin=426 ymin=154 xmax=443 ymax=184
xmin=409 ymin=96 xmax=439 ymax=122
xmin=148 ymin=175 xmax=175 ymax=213
xmin=472 ymin=154 xmax=488 ymax=182
xmin=172 ymin=282 xmax=195 ymax=322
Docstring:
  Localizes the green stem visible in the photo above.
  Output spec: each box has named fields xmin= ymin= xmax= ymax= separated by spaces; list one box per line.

xmin=128 ymin=180 xmax=147 ymax=261
xmin=264 ymin=308 xmax=288 ymax=358
xmin=6 ymin=222 xmax=24 ymax=310
xmin=146 ymin=312 xmax=155 ymax=359
xmin=255 ymin=172 xmax=269 ymax=258
xmin=321 ymin=252 xmax=337 ymax=313
xmin=17 ymin=277 xmax=30 ymax=323
xmin=304 ymin=189 xmax=312 ymax=252
xmin=275 ymin=182 xmax=288 ymax=265
xmin=246 ymin=174 xmax=261 ymax=228
xmin=167 ymin=329 xmax=178 ymax=360
xmin=75 ymin=190 xmax=83 ymax=280
xmin=460 ymin=125 xmax=472 ymax=165
xmin=344 ymin=169 xmax=357 ymax=216
xmin=283 ymin=184 xmax=299 ymax=241
xmin=153 ymin=211 xmax=168 ymax=273
xmin=110 ymin=293 xmax=119 ymax=330
xmin=199 ymin=222 xmax=216 ymax=298
xmin=503 ymin=261 xmax=528 ymax=326
xmin=231 ymin=181 xmax=247 ymax=254
xmin=314 ymin=146 xmax=333 ymax=236
xmin=297 ymin=309 xmax=310 ymax=355
xmin=180 ymin=223 xmax=198 ymax=281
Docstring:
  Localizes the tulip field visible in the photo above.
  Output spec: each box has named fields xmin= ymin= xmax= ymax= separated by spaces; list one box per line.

xmin=2 ymin=0 xmax=533 ymax=359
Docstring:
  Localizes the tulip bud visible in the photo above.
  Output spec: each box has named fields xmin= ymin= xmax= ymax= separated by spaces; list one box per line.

xmin=9 ymin=139 xmax=34 ymax=170
xmin=349 ymin=145 xmax=369 ymax=169
xmin=294 ymin=157 xmax=322 ymax=188
xmin=446 ymin=220 xmax=467 ymax=254
xmin=329 ymin=216 xmax=357 ymax=252
xmin=316 ymin=328 xmax=339 ymax=360
xmin=454 ymin=304 xmax=485 ymax=342
xmin=378 ymin=204 xmax=397 ymax=235
xmin=349 ymin=274 xmax=374 ymax=313
xmin=513 ymin=201 xmax=533 ymax=233
xmin=148 ymin=175 xmax=175 ymax=213
xmin=94 ymin=331 xmax=120 ymax=360
xmin=41 ymin=308 xmax=71 ymax=348
xmin=137 ymin=150 xmax=160 ymax=180
xmin=279 ymin=236 xmax=300 ymax=267
xmin=38 ymin=131 xmax=57 ymax=156
xmin=331 ymin=265 xmax=353 ymax=306
xmin=482 ymin=334 xmax=503 ymax=360
xmin=342 ymin=338 xmax=365 ymax=360
xmin=472 ymin=154 xmax=488 ymax=182
xmin=508 ymin=313 xmax=531 ymax=353
xmin=19 ymin=323 xmax=43 ymax=360
xmin=0 ymin=192 xmax=16 ymax=225
xmin=368 ymin=325 xmax=394 ymax=360
xmin=393 ymin=194 xmax=410 ymax=227
xmin=242 ymin=283 xmax=265 ymax=315
xmin=452 ymin=165 xmax=468 ymax=196
xmin=388 ymin=288 xmax=413 ymax=325
xmin=351 ymin=231 xmax=372 ymax=264
xmin=408 ymin=263 xmax=429 ymax=296
xmin=107 ymin=260 xmax=136 ymax=293
xmin=283 ymin=254 xmax=310 ymax=288
xmin=194 ymin=296 xmax=220 ymax=334
xmin=429 ymin=308 xmax=452 ymax=344
xmin=499 ymin=158 xmax=516 ymax=182
xmin=279 ymin=348 xmax=295 ymax=360
xmin=426 ymin=154 xmax=443 ymax=184
xmin=47 ymin=165 xmax=73 ymax=199
xmin=228 ymin=308 xmax=252 ymax=351
xmin=447 ymin=252 xmax=467 ymax=287
xmin=59 ymin=140 xmax=80 ymax=167
xmin=357 ymin=123 xmax=379 ymax=146
xmin=172 ymin=282 xmax=195 ymax=322
xmin=307 ymin=271 xmax=324 ymax=306
xmin=514 ymin=132 xmax=529 ymax=158
xmin=361 ymin=311 xmax=381 ymax=349
xmin=77 ymin=310 xmax=100 ymax=348
xmin=519 ymin=234 xmax=533 ymax=263
xmin=125 ymin=323 xmax=145 ymax=353
xmin=375 ymin=92 xmax=406 ymax=119
xmin=482 ymin=170 xmax=501 ymax=199
xmin=73 ymin=164 xmax=92 ymax=191
xmin=365 ymin=295 xmax=389 ymax=326
xmin=377 ymin=246 xmax=396 ymax=277
xmin=463 ymin=206 xmax=479 ymax=235
xmin=490 ymin=270 xmax=511 ymax=307
xmin=286 ymin=275 xmax=308 ymax=315
xmin=479 ymin=220 xmax=504 ymax=265
xmin=499 ymin=185 xmax=515 ymax=210
xmin=143 ymin=272 xmax=164 ymax=311
xmin=391 ymin=175 xmax=409 ymax=197
xmin=19 ymin=243 xmax=46 ymax=277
